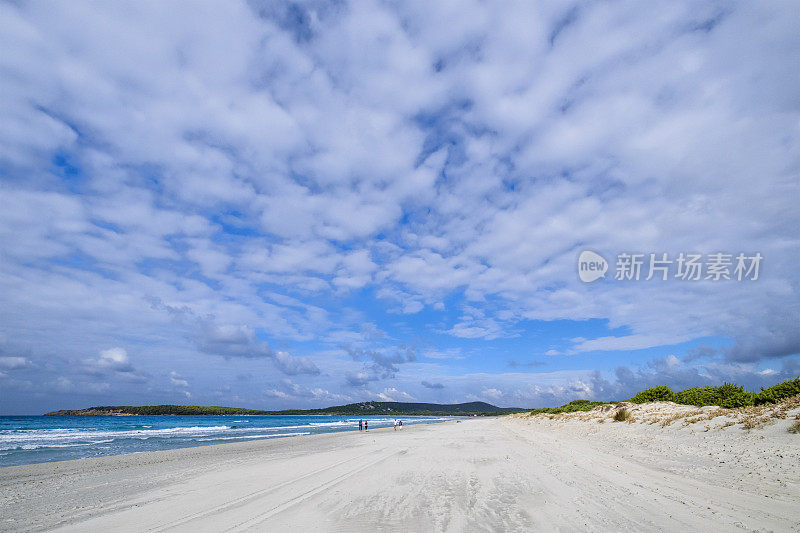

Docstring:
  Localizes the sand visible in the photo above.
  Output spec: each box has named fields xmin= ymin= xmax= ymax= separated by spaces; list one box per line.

xmin=1 ymin=413 xmax=799 ymax=532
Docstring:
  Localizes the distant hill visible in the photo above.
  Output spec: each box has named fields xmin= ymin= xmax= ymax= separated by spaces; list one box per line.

xmin=298 ymin=401 xmax=522 ymax=416
xmin=45 ymin=401 xmax=524 ymax=417
xmin=45 ymin=402 xmax=523 ymax=416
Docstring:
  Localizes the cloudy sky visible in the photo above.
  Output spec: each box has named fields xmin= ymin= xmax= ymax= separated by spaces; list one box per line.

xmin=1 ymin=1 xmax=798 ymax=414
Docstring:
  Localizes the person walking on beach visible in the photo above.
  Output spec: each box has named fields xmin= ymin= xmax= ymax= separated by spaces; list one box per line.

xmin=364 ymin=420 xmax=368 ymax=431
xmin=393 ymin=419 xmax=397 ymax=431
xmin=359 ymin=419 xmax=363 ymax=431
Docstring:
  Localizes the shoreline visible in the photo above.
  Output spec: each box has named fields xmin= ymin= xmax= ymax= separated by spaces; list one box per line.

xmin=0 ymin=421 xmax=455 ymax=532
xmin=0 ymin=420 xmax=427 ymax=473
xmin=0 ymin=414 xmax=456 ymax=469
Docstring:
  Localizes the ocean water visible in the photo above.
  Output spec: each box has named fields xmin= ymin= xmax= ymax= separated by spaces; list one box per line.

xmin=0 ymin=415 xmax=449 ymax=467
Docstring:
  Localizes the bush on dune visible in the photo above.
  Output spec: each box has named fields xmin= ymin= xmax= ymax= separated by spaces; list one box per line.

xmin=528 ymin=378 xmax=800 ymax=416
xmin=673 ymin=386 xmax=720 ymax=406
xmin=716 ymin=383 xmax=754 ymax=408
xmin=630 ymin=386 xmax=675 ymax=404
xmin=629 ymin=383 xmax=757 ymax=408
xmin=753 ymin=378 xmax=800 ymax=405
xmin=669 ymin=383 xmax=755 ymax=408
xmin=563 ymin=399 xmax=596 ymax=410
xmin=529 ymin=399 xmax=606 ymax=415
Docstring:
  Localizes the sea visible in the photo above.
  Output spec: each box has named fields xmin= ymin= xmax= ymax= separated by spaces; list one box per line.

xmin=0 ymin=415 xmax=450 ymax=467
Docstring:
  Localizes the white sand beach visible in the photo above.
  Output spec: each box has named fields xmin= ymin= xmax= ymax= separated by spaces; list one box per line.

xmin=2 ymin=413 xmax=799 ymax=532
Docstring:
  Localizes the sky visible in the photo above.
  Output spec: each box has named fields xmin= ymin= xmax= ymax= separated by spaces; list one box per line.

xmin=1 ymin=1 xmax=799 ymax=415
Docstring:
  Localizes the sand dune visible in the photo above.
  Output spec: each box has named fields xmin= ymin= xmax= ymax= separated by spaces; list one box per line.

xmin=1 ymin=414 xmax=798 ymax=532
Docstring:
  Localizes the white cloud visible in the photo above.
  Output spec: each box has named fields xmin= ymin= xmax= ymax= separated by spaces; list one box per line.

xmin=481 ymin=388 xmax=503 ymax=401
xmin=568 ymin=335 xmax=693 ymax=354
xmin=423 ymin=348 xmax=464 ymax=360
xmin=0 ymin=356 xmax=30 ymax=369
xmin=169 ymin=371 xmax=189 ymax=388
xmin=98 ymin=348 xmax=128 ymax=367
xmin=81 ymin=348 xmax=135 ymax=374
xmin=265 ymin=389 xmax=289 ymax=399
xmin=0 ymin=1 xmax=797 ymax=412
xmin=377 ymin=388 xmax=415 ymax=402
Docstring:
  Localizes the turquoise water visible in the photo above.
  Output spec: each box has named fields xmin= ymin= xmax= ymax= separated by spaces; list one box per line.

xmin=0 ymin=415 xmax=448 ymax=467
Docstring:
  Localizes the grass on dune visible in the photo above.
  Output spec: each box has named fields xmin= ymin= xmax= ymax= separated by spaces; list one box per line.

xmin=613 ymin=408 xmax=632 ymax=422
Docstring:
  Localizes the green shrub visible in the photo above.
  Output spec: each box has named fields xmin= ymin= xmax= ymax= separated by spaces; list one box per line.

xmin=626 ymin=383 xmax=754 ymax=408
xmin=529 ymin=378 xmax=800 ymax=415
xmin=719 ymin=392 xmax=754 ymax=408
xmin=753 ymin=378 xmax=800 ymax=405
xmin=671 ymin=383 xmax=754 ymax=408
xmin=673 ymin=386 xmax=720 ymax=407
xmin=567 ymin=399 xmax=592 ymax=406
xmin=630 ymin=386 xmax=674 ymax=404
xmin=529 ymin=399 xmax=606 ymax=415
xmin=717 ymin=383 xmax=754 ymax=408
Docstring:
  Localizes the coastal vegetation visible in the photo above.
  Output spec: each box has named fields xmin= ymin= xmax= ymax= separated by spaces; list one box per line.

xmin=528 ymin=377 xmax=800 ymax=414
xmin=630 ymin=385 xmax=674 ymax=404
xmin=753 ymin=378 xmax=800 ymax=405
xmin=630 ymin=378 xmax=800 ymax=408
xmin=528 ymin=399 xmax=606 ymax=415
xmin=613 ymin=408 xmax=631 ymax=422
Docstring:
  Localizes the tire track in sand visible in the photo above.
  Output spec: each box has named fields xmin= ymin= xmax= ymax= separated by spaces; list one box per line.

xmin=149 ymin=448 xmax=392 ymax=532
xmin=221 ymin=449 xmax=408 ymax=532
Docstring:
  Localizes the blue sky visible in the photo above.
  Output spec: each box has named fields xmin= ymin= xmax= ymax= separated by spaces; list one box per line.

xmin=1 ymin=1 xmax=799 ymax=414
